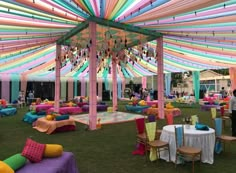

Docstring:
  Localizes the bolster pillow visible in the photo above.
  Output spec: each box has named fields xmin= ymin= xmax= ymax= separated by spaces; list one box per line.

xmin=43 ymin=144 xmax=63 ymax=158
xmin=55 ymin=115 xmax=69 ymax=121
xmin=0 ymin=161 xmax=14 ymax=173
xmin=3 ymin=153 xmax=27 ymax=171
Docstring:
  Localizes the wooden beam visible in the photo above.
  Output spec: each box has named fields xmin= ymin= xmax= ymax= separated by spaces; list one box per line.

xmin=57 ymin=21 xmax=89 ymax=45
xmin=87 ymin=16 xmax=162 ymax=37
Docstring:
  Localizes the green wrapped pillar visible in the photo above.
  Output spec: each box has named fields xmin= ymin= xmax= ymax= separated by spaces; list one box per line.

xmin=192 ymin=71 xmax=200 ymax=103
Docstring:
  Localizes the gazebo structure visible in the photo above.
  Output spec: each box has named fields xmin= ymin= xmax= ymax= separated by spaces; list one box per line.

xmin=1 ymin=0 xmax=236 ymax=130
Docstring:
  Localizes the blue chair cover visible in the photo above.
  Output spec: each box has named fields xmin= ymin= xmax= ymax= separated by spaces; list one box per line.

xmin=214 ymin=118 xmax=223 ymax=154
xmin=215 ymin=118 xmax=222 ymax=136
xmin=175 ymin=126 xmax=183 ymax=148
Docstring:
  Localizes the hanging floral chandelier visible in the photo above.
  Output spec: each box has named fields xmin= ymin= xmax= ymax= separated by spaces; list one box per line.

xmin=59 ymin=26 xmax=154 ymax=71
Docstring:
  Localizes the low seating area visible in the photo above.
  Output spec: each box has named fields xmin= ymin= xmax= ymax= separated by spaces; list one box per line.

xmin=0 ymin=138 xmax=79 ymax=173
xmin=125 ymin=105 xmax=150 ymax=113
xmin=145 ymin=107 xmax=181 ymax=118
xmin=35 ymin=104 xmax=54 ymax=113
xmin=33 ymin=117 xmax=76 ymax=134
xmin=0 ymin=107 xmax=17 ymax=117
xmin=0 ymin=99 xmax=17 ymax=117
xmin=22 ymin=112 xmax=45 ymax=124
xmin=47 ymin=107 xmax=83 ymax=115
xmin=125 ymin=99 xmax=151 ymax=113
xmin=81 ymin=104 xmax=108 ymax=112
xmin=16 ymin=152 xmax=78 ymax=173
xmin=146 ymin=100 xmax=158 ymax=107
xmin=143 ymin=102 xmax=181 ymax=118
xmin=199 ymin=95 xmax=230 ymax=112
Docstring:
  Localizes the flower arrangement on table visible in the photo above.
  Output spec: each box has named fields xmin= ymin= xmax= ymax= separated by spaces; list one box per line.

xmin=182 ymin=116 xmax=192 ymax=129
xmin=183 ymin=117 xmax=191 ymax=124
xmin=175 ymin=98 xmax=185 ymax=103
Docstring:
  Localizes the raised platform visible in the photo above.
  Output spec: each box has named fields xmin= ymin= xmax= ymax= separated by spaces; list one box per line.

xmin=71 ymin=111 xmax=144 ymax=125
xmin=33 ymin=117 xmax=76 ymax=134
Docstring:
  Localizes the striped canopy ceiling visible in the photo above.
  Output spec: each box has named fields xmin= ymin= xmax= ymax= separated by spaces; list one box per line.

xmin=0 ymin=0 xmax=236 ymax=81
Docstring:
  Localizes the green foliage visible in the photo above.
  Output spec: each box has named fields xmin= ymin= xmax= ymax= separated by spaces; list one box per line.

xmin=212 ymin=69 xmax=229 ymax=75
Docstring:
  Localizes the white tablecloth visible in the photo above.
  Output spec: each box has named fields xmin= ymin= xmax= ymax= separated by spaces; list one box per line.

xmin=160 ymin=124 xmax=215 ymax=164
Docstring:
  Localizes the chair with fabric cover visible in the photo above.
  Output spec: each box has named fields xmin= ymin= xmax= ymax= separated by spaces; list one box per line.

xmin=145 ymin=122 xmax=170 ymax=162
xmin=174 ymin=126 xmax=201 ymax=173
xmin=147 ymin=115 xmax=162 ymax=139
xmin=211 ymin=108 xmax=217 ymax=119
xmin=214 ymin=118 xmax=236 ymax=153
xmin=210 ymin=107 xmax=217 ymax=127
xmin=220 ymin=106 xmax=231 ymax=129
xmin=166 ymin=113 xmax=174 ymax=125
xmin=191 ymin=115 xmax=199 ymax=125
xmin=133 ymin=118 xmax=146 ymax=155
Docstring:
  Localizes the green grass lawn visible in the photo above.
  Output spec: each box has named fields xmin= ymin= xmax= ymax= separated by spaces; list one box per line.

xmin=1 ymin=101 xmax=236 ymax=173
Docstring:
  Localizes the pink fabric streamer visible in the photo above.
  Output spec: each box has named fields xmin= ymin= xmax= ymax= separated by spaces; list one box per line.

xmin=1 ymin=74 xmax=10 ymax=102
xmin=67 ymin=78 xmax=74 ymax=100
xmin=20 ymin=75 xmax=27 ymax=97
xmin=142 ymin=76 xmax=147 ymax=89
xmin=80 ymin=77 xmax=86 ymax=96
xmin=229 ymin=67 xmax=236 ymax=91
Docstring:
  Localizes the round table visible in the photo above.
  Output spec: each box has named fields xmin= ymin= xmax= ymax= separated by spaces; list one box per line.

xmin=160 ymin=124 xmax=215 ymax=164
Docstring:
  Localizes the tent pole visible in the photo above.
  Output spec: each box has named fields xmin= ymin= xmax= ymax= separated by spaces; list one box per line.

xmin=229 ymin=67 xmax=236 ymax=92
xmin=112 ymin=53 xmax=118 ymax=111
xmin=89 ymin=21 xmax=97 ymax=130
xmin=54 ymin=44 xmax=61 ymax=113
xmin=157 ymin=36 xmax=165 ymax=119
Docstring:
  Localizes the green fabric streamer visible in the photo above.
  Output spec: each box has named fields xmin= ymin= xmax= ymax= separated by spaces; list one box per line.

xmin=11 ymin=74 xmax=20 ymax=103
xmin=192 ymin=71 xmax=200 ymax=102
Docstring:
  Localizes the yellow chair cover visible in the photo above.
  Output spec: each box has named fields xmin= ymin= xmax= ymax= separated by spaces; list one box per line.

xmin=211 ymin=108 xmax=217 ymax=119
xmin=145 ymin=122 xmax=157 ymax=161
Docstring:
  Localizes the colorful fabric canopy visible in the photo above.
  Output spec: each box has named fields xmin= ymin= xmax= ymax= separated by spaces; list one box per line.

xmin=0 ymin=0 xmax=236 ymax=80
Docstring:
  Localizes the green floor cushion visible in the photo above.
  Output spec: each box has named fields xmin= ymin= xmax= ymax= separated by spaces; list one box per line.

xmin=0 ymin=161 xmax=14 ymax=173
xmin=3 ymin=153 xmax=27 ymax=171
